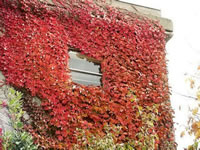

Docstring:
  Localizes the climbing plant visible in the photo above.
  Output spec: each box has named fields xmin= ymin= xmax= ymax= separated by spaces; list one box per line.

xmin=0 ymin=0 xmax=176 ymax=149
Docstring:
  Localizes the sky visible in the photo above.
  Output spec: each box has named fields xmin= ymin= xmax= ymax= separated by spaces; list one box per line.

xmin=120 ymin=0 xmax=200 ymax=149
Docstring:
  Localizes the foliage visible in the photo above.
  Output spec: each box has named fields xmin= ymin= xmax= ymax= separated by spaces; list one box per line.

xmin=183 ymin=67 xmax=200 ymax=149
xmin=0 ymin=0 xmax=176 ymax=149
xmin=0 ymin=81 xmax=4 ymax=150
xmin=73 ymin=126 xmax=132 ymax=150
xmin=0 ymin=128 xmax=2 ymax=150
xmin=2 ymin=88 xmax=38 ymax=150
xmin=3 ymin=131 xmax=38 ymax=150
xmin=7 ymin=88 xmax=24 ymax=130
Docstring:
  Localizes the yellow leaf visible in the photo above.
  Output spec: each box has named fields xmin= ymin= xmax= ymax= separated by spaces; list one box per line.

xmin=180 ymin=131 xmax=185 ymax=138
xmin=190 ymin=79 xmax=195 ymax=89
xmin=192 ymin=108 xmax=198 ymax=115
xmin=195 ymin=130 xmax=200 ymax=139
xmin=197 ymin=121 xmax=200 ymax=128
xmin=197 ymin=91 xmax=200 ymax=101
xmin=188 ymin=145 xmax=194 ymax=150
xmin=138 ymin=106 xmax=143 ymax=111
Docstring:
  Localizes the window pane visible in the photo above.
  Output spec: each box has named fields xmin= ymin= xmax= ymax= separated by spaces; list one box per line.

xmin=69 ymin=51 xmax=101 ymax=73
xmin=69 ymin=51 xmax=102 ymax=86
xmin=70 ymin=71 xmax=101 ymax=86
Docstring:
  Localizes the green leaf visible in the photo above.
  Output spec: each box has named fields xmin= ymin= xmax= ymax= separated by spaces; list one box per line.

xmin=17 ymin=122 xmax=23 ymax=129
xmin=142 ymin=147 xmax=147 ymax=150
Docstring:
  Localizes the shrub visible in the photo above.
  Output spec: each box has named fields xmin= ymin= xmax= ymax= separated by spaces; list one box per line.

xmin=2 ymin=88 xmax=38 ymax=150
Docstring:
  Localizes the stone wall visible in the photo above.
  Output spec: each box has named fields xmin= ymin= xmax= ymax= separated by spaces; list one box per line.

xmin=0 ymin=72 xmax=13 ymax=133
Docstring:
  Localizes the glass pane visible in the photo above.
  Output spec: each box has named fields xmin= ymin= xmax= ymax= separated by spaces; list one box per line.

xmin=69 ymin=51 xmax=102 ymax=86
xmin=69 ymin=51 xmax=101 ymax=74
xmin=70 ymin=71 xmax=101 ymax=86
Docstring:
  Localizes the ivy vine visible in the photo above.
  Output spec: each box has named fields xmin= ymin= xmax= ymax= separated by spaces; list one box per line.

xmin=0 ymin=0 xmax=176 ymax=149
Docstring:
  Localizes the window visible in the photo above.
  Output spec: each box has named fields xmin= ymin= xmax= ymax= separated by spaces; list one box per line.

xmin=68 ymin=51 xmax=102 ymax=86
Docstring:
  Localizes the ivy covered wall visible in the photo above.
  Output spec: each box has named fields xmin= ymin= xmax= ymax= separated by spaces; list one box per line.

xmin=0 ymin=0 xmax=176 ymax=149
